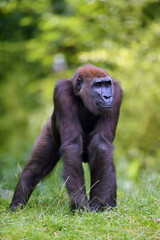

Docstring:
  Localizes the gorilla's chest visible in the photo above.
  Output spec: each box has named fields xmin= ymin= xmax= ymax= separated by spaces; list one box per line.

xmin=78 ymin=105 xmax=97 ymax=135
xmin=78 ymin=107 xmax=98 ymax=163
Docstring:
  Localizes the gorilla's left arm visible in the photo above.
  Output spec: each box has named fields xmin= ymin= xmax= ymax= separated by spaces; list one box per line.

xmin=88 ymin=81 xmax=122 ymax=211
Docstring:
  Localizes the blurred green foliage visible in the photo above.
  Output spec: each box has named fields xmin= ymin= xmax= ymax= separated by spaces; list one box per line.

xmin=0 ymin=0 xmax=160 ymax=187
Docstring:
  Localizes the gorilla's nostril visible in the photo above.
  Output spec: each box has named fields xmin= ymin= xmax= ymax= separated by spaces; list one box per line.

xmin=103 ymin=95 xmax=111 ymax=100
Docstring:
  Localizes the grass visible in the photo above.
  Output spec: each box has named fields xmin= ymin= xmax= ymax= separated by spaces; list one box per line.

xmin=0 ymin=163 xmax=160 ymax=240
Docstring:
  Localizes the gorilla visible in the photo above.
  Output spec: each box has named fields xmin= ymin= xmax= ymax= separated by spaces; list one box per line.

xmin=10 ymin=64 xmax=122 ymax=212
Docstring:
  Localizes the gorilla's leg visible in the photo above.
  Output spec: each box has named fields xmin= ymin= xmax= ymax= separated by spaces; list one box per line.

xmin=10 ymin=118 xmax=60 ymax=211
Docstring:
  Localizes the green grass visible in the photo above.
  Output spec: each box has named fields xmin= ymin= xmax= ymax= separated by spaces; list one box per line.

xmin=0 ymin=164 xmax=160 ymax=240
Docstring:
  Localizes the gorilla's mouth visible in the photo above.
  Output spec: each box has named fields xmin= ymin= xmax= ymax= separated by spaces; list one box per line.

xmin=97 ymin=102 xmax=113 ymax=111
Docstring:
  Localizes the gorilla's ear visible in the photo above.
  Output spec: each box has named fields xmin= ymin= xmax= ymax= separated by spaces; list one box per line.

xmin=76 ymin=78 xmax=83 ymax=91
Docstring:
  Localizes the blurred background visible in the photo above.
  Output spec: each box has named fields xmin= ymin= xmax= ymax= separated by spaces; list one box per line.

xmin=0 ymin=0 xmax=160 ymax=189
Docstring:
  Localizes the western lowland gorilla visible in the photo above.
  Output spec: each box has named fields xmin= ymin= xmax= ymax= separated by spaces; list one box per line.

xmin=10 ymin=64 xmax=122 ymax=212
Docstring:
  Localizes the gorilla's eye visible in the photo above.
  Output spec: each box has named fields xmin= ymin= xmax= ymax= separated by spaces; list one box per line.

xmin=95 ymin=82 xmax=102 ymax=87
xmin=104 ymin=80 xmax=111 ymax=86
xmin=76 ymin=78 xmax=83 ymax=91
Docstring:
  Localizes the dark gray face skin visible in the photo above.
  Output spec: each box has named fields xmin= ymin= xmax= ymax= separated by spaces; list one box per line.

xmin=92 ymin=77 xmax=113 ymax=112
